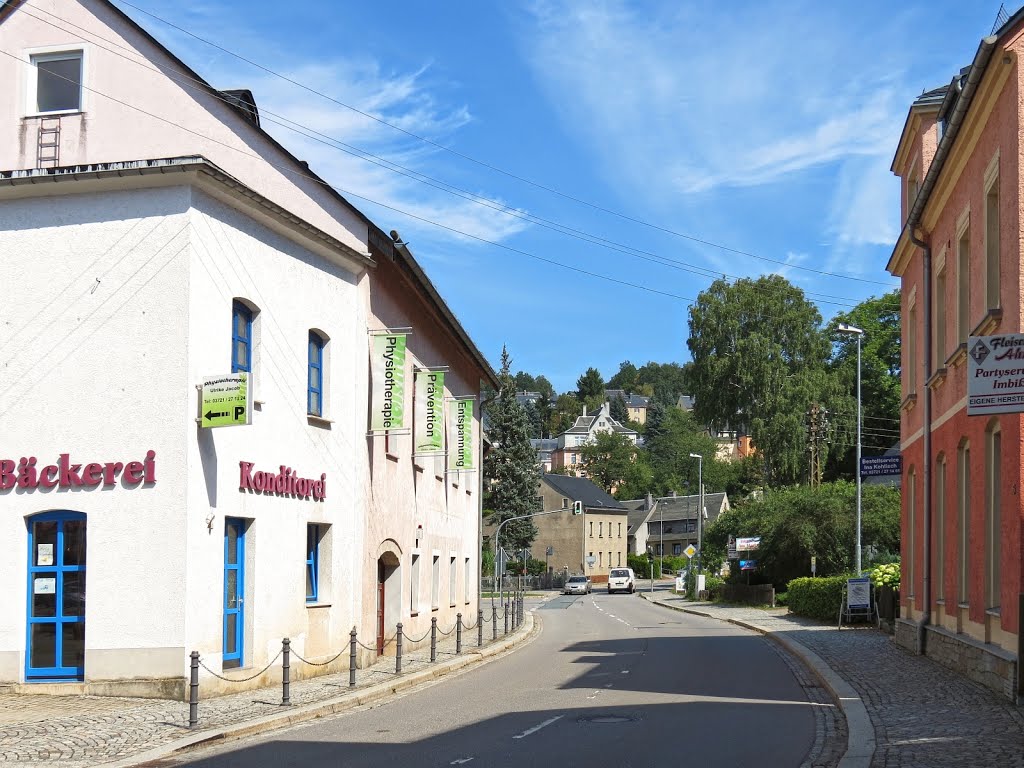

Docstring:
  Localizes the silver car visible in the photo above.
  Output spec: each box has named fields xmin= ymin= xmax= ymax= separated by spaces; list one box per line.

xmin=563 ymin=575 xmax=591 ymax=595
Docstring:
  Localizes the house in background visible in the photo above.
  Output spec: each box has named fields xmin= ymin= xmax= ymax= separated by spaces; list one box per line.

xmin=532 ymin=474 xmax=629 ymax=583
xmin=605 ymin=389 xmax=650 ymax=424
xmin=677 ymin=394 xmax=754 ymax=462
xmin=886 ymin=9 xmax=1024 ymax=699
xmin=623 ymin=492 xmax=730 ymax=560
xmin=550 ymin=402 xmax=638 ymax=476
xmin=530 ymin=438 xmax=557 ymax=473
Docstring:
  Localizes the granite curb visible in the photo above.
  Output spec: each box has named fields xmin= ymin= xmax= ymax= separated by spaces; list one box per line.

xmin=107 ymin=611 xmax=541 ymax=768
xmin=638 ymin=593 xmax=871 ymax=768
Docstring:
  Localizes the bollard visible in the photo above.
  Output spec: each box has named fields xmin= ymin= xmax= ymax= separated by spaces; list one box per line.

xmin=188 ymin=651 xmax=199 ymax=729
xmin=282 ymin=638 xmax=291 ymax=706
xmin=431 ymin=617 xmax=437 ymax=662
xmin=478 ymin=609 xmax=483 ymax=647
xmin=492 ymin=604 xmax=497 ymax=640
xmin=519 ymin=593 xmax=524 ymax=624
xmin=349 ymin=627 xmax=357 ymax=688
xmin=504 ymin=602 xmax=509 ymax=635
xmin=396 ymin=623 xmax=404 ymax=675
xmin=456 ymin=613 xmax=463 ymax=654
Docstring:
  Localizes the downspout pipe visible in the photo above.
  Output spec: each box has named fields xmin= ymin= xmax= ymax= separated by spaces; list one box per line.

xmin=910 ymin=229 xmax=932 ymax=654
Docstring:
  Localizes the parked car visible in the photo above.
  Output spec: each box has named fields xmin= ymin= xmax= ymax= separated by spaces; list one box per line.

xmin=563 ymin=575 xmax=591 ymax=595
xmin=607 ymin=568 xmax=636 ymax=594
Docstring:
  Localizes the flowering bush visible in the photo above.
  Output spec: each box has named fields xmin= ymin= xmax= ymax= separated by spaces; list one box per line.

xmin=869 ymin=562 xmax=900 ymax=589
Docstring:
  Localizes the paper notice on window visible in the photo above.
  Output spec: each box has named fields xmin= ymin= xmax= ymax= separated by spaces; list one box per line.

xmin=34 ymin=577 xmax=56 ymax=595
xmin=37 ymin=544 xmax=54 ymax=566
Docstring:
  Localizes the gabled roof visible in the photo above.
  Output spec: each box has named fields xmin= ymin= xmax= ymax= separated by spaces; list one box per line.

xmin=0 ymin=0 xmax=372 ymax=229
xmin=540 ymin=474 xmax=627 ymax=512
xmin=649 ymin=492 xmax=729 ymax=521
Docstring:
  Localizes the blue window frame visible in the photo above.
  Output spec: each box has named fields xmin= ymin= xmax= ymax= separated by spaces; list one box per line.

xmin=308 ymin=331 xmax=324 ymax=416
xmin=26 ymin=511 xmax=86 ymax=681
xmin=305 ymin=525 xmax=319 ymax=603
xmin=232 ymin=301 xmax=252 ymax=373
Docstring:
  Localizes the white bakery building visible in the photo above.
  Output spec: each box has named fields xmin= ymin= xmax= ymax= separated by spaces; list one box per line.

xmin=0 ymin=0 xmax=493 ymax=697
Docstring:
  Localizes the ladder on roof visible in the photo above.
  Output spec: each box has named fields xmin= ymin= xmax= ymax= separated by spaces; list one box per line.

xmin=37 ymin=116 xmax=61 ymax=167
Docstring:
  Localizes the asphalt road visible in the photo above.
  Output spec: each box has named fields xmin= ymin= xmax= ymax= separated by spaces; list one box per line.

xmin=172 ymin=591 xmax=819 ymax=768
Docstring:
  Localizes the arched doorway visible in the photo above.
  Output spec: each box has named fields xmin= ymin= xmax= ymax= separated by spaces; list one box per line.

xmin=25 ymin=511 xmax=86 ymax=681
xmin=376 ymin=543 xmax=401 ymax=655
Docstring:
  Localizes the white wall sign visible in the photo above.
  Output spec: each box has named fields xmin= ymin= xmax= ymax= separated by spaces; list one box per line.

xmin=968 ymin=334 xmax=1024 ymax=415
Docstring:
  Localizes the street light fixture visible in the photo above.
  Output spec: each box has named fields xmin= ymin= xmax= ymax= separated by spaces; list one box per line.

xmin=837 ymin=322 xmax=864 ymax=574
xmin=688 ymin=453 xmax=704 ymax=580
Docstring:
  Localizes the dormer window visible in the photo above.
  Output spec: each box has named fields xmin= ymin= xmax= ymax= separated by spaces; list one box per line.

xmin=29 ymin=50 xmax=83 ymax=115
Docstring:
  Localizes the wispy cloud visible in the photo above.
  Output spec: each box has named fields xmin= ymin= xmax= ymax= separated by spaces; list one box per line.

xmin=118 ymin=1 xmax=530 ymax=248
xmin=520 ymin=0 xmax=910 ymax=246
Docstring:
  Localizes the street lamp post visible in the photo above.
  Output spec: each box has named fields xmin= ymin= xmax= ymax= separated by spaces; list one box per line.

xmin=689 ymin=453 xmax=703 ymax=578
xmin=838 ymin=323 xmax=864 ymax=574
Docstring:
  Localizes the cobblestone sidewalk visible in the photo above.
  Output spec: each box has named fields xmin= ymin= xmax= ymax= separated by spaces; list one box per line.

xmin=0 ymin=609 xmax=527 ymax=767
xmin=651 ymin=597 xmax=1024 ymax=768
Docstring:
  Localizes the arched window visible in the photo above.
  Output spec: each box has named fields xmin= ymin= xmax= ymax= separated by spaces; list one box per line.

xmin=308 ymin=330 xmax=327 ymax=417
xmin=934 ymin=454 xmax=946 ymax=602
xmin=231 ymin=300 xmax=253 ymax=373
xmin=985 ymin=420 xmax=1001 ymax=609
xmin=957 ymin=440 xmax=970 ymax=604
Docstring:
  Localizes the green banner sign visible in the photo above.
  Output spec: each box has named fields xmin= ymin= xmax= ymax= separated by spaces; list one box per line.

xmin=370 ymin=333 xmax=407 ymax=431
xmin=447 ymin=399 xmax=474 ymax=471
xmin=414 ymin=370 xmax=445 ymax=454
xmin=200 ymin=373 xmax=251 ymax=428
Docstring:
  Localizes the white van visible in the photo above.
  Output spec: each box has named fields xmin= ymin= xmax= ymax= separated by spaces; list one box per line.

xmin=607 ymin=568 xmax=636 ymax=594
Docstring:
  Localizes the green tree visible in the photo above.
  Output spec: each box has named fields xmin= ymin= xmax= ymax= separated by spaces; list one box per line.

xmin=483 ymin=346 xmax=541 ymax=551
xmin=513 ymin=371 xmax=536 ymax=392
xmin=825 ymin=291 xmax=902 ymax=479
xmin=609 ymin=393 xmax=629 ymax=423
xmin=579 ymin=431 xmax=638 ymax=494
xmin=687 ymin=276 xmax=839 ymax=486
xmin=636 ymin=361 xmax=688 ymax=405
xmin=702 ymin=481 xmax=900 ymax=587
xmin=608 ymin=361 xmax=640 ymax=392
xmin=643 ymin=407 xmax=721 ymax=495
xmin=548 ymin=392 xmax=584 ymax=436
xmin=576 ymin=367 xmax=605 ymax=411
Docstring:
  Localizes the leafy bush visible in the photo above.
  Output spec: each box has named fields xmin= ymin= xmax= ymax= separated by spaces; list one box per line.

xmin=628 ymin=554 xmax=653 ymax=579
xmin=775 ymin=592 xmax=788 ymax=606
xmin=704 ymin=575 xmax=725 ymax=599
xmin=787 ymin=575 xmax=851 ymax=621
xmin=869 ymin=562 xmax=900 ymax=589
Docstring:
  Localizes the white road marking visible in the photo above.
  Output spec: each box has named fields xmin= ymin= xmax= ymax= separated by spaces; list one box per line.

xmin=512 ymin=715 xmax=563 ymax=739
xmin=450 ymin=758 xmax=475 ymax=765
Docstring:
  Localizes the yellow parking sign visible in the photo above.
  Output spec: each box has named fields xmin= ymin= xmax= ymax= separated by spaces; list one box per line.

xmin=200 ymin=373 xmax=251 ymax=428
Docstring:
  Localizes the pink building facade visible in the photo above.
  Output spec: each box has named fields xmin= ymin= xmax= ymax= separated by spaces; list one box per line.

xmin=887 ymin=15 xmax=1024 ymax=699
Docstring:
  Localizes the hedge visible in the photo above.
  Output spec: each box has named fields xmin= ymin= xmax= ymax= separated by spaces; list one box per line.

xmin=787 ymin=575 xmax=852 ymax=621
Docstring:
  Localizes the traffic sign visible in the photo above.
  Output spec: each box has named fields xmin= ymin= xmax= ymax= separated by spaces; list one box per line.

xmin=586 ymin=555 xmax=596 ymax=567
xmin=684 ymin=544 xmax=697 ymax=559
xmin=200 ymin=373 xmax=251 ymax=428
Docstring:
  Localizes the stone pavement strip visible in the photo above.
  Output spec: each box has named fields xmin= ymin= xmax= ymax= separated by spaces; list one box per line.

xmin=642 ymin=594 xmax=1024 ymax=768
xmin=0 ymin=608 xmax=537 ymax=767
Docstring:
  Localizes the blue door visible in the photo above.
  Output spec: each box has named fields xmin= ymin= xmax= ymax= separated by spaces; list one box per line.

xmin=26 ymin=512 xmax=86 ymax=681
xmin=223 ymin=518 xmax=245 ymax=669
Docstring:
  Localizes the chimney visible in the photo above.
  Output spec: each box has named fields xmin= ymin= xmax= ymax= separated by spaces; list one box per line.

xmin=583 ymin=406 xmax=587 ymax=417
xmin=671 ymin=489 xmax=676 ymax=498
xmin=646 ymin=492 xmax=653 ymax=510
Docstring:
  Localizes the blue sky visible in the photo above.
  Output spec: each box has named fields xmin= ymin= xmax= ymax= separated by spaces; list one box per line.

xmin=114 ymin=0 xmax=1004 ymax=393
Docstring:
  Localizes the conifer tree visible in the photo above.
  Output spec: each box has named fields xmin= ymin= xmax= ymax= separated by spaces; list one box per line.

xmin=484 ymin=346 xmax=541 ymax=553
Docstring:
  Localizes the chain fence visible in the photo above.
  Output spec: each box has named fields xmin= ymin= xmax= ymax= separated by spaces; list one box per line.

xmin=187 ymin=604 xmax=531 ymax=730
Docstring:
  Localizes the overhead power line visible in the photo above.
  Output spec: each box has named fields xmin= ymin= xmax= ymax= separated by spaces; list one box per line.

xmin=112 ymin=0 xmax=900 ymax=289
xmin=22 ymin=3 xmax=898 ymax=311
